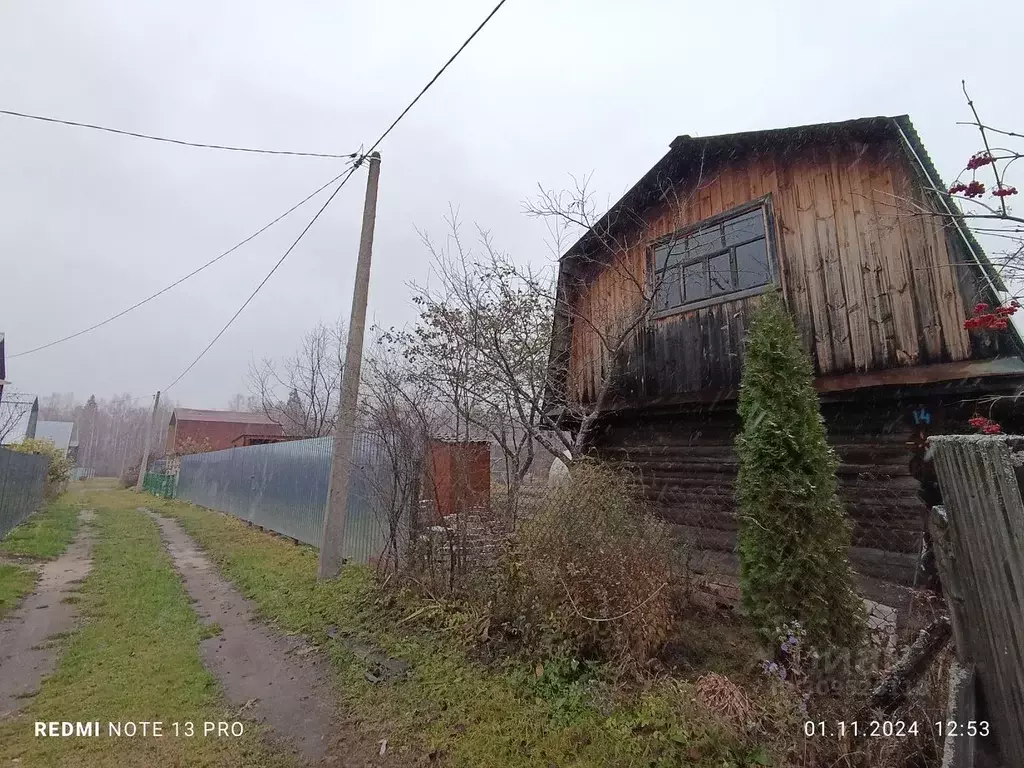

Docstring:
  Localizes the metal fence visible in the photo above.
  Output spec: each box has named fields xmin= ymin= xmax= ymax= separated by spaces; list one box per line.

xmin=143 ymin=472 xmax=177 ymax=498
xmin=176 ymin=433 xmax=400 ymax=565
xmin=0 ymin=446 xmax=48 ymax=540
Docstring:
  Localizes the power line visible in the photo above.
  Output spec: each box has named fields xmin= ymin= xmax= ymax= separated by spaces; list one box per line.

xmin=50 ymin=0 xmax=514 ymax=394
xmin=157 ymin=0 xmax=511 ymax=394
xmin=9 ymin=0 xmax=509 ymax=360
xmin=0 ymin=108 xmax=356 ymax=159
xmin=364 ymin=0 xmax=509 ymax=156
xmin=9 ymin=163 xmax=358 ymax=359
xmin=162 ymin=163 xmax=362 ymax=394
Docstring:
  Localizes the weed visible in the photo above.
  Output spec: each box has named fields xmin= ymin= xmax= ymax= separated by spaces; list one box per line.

xmin=0 ymin=563 xmax=36 ymax=619
xmin=508 ymin=461 xmax=678 ymax=666
xmin=199 ymin=622 xmax=223 ymax=639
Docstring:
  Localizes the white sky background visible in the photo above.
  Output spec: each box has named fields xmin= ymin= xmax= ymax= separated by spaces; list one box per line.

xmin=2 ymin=0 xmax=1022 ymax=408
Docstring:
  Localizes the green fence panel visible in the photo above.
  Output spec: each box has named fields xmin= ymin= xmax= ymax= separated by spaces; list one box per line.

xmin=143 ymin=472 xmax=177 ymax=499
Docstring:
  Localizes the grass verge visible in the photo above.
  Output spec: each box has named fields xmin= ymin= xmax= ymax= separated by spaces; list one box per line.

xmin=0 ymin=491 xmax=295 ymax=768
xmin=127 ymin=490 xmax=785 ymax=768
xmin=0 ymin=563 xmax=37 ymax=619
xmin=0 ymin=497 xmax=80 ymax=559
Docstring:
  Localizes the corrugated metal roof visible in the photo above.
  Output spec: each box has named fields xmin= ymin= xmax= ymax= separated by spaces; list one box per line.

xmin=35 ymin=420 xmax=75 ymax=453
xmin=172 ymin=408 xmax=279 ymax=425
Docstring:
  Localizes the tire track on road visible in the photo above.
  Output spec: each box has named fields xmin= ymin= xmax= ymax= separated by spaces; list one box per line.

xmin=147 ymin=509 xmax=343 ymax=765
xmin=0 ymin=509 xmax=95 ymax=718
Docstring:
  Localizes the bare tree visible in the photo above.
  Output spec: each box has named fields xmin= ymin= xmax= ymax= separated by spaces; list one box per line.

xmin=34 ymin=392 xmax=174 ymax=475
xmin=360 ymin=334 xmax=444 ymax=571
xmin=226 ymin=393 xmax=258 ymax=412
xmin=247 ymin=321 xmax=346 ymax=438
xmin=405 ymin=172 xmax=704 ymax=476
xmin=386 ymin=168 xmax=713 ymax=522
xmin=0 ymin=392 xmax=33 ymax=444
xmin=944 ymin=82 xmax=1022 ymax=295
xmin=384 ymin=209 xmax=549 ymax=520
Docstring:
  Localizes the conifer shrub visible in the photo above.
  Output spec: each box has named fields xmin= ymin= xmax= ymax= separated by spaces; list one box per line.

xmin=735 ymin=291 xmax=864 ymax=651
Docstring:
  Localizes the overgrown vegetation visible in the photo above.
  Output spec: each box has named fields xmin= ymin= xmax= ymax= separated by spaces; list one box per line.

xmin=0 ymin=563 xmax=36 ymax=619
xmin=8 ymin=437 xmax=74 ymax=497
xmin=497 ymin=462 xmax=677 ymax=666
xmin=735 ymin=291 xmax=864 ymax=650
xmin=142 ymin=490 xmax=787 ymax=767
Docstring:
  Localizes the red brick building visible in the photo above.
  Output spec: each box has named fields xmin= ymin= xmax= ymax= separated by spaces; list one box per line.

xmin=165 ymin=408 xmax=285 ymax=454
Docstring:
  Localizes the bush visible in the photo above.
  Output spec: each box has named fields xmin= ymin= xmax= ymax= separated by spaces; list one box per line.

xmin=8 ymin=438 xmax=74 ymax=497
xmin=735 ymin=291 xmax=864 ymax=650
xmin=506 ymin=461 xmax=677 ymax=666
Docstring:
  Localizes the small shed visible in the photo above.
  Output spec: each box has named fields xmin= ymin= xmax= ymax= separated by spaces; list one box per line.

xmin=424 ymin=439 xmax=491 ymax=521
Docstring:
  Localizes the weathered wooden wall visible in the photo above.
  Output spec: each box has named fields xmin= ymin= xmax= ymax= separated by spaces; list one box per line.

xmin=569 ymin=138 xmax=999 ymax=406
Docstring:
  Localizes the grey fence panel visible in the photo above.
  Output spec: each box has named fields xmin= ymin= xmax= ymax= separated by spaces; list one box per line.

xmin=176 ymin=434 xmax=399 ymax=566
xmin=930 ymin=435 xmax=1024 ymax=766
xmin=0 ymin=446 xmax=48 ymax=540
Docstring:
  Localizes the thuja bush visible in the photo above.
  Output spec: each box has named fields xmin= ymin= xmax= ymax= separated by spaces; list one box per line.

xmin=505 ymin=461 xmax=677 ymax=666
xmin=735 ymin=291 xmax=864 ymax=651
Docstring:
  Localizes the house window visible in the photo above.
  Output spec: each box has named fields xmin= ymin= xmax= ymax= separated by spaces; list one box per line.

xmin=653 ymin=205 xmax=772 ymax=313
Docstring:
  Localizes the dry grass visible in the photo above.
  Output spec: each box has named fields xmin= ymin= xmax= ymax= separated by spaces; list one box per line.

xmin=695 ymin=673 xmax=755 ymax=730
xmin=503 ymin=462 xmax=678 ymax=665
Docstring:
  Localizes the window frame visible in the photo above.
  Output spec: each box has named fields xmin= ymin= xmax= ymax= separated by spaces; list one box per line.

xmin=648 ymin=194 xmax=778 ymax=318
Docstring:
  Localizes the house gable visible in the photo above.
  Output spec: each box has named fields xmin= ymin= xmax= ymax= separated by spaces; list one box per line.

xmin=553 ymin=115 xmax=1018 ymax=410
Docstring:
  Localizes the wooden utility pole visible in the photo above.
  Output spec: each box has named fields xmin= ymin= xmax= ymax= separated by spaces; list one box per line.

xmin=319 ymin=152 xmax=381 ymax=580
xmin=134 ymin=391 xmax=160 ymax=492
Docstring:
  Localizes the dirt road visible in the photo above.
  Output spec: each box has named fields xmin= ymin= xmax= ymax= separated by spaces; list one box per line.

xmin=0 ymin=509 xmax=94 ymax=718
xmin=150 ymin=510 xmax=342 ymax=764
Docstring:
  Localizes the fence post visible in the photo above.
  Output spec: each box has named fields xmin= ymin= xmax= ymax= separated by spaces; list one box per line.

xmin=929 ymin=435 xmax=1024 ymax=766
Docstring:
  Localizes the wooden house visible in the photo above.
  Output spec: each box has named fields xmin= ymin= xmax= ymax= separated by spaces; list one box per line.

xmin=547 ymin=115 xmax=1024 ymax=597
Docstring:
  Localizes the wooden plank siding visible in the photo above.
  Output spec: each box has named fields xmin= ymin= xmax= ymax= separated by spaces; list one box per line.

xmin=566 ymin=136 xmax=988 ymax=408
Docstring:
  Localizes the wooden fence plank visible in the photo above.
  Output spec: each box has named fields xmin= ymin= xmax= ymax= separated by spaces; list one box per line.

xmin=929 ymin=435 xmax=1024 ymax=766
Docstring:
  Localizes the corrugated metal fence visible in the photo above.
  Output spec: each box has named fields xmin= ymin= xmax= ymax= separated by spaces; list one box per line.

xmin=176 ymin=433 xmax=399 ymax=565
xmin=0 ymin=446 xmax=48 ymax=540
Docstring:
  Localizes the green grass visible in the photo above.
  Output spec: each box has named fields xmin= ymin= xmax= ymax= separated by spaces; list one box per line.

xmin=125 ymin=491 xmax=784 ymax=768
xmin=0 ymin=563 xmax=36 ymax=619
xmin=0 ymin=493 xmax=296 ymax=767
xmin=0 ymin=497 xmax=80 ymax=559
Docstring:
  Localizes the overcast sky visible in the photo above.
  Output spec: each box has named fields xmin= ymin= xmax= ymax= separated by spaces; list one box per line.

xmin=2 ymin=0 xmax=1021 ymax=409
